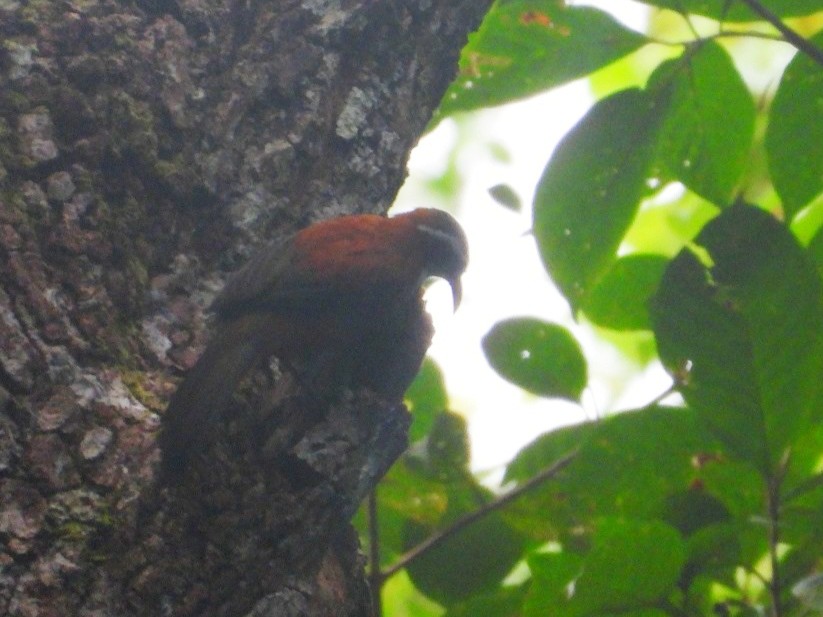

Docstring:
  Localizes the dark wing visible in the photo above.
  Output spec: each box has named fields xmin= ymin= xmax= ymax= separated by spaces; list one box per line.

xmin=209 ymin=234 xmax=301 ymax=318
xmin=210 ymin=215 xmax=413 ymax=319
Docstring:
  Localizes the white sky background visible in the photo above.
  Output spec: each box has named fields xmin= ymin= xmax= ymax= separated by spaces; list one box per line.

xmin=391 ymin=1 xmax=673 ymax=476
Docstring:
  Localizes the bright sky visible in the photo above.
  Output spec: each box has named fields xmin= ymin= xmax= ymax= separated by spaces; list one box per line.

xmin=392 ymin=1 xmax=672 ymax=477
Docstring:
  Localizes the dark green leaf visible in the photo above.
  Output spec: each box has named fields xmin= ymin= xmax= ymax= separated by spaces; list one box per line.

xmin=783 ymin=422 xmax=823 ymax=504
xmin=651 ymin=41 xmax=755 ymax=206
xmin=602 ymin=611 xmax=670 ymax=617
xmin=650 ymin=203 xmax=823 ymax=472
xmin=583 ymin=254 xmax=669 ymax=331
xmin=570 ymin=518 xmax=685 ymax=613
xmin=404 ymin=485 xmax=528 ymax=605
xmin=636 ymin=0 xmax=823 ymax=20
xmin=369 ymin=417 xmax=472 ymax=568
xmin=425 ymin=411 xmax=471 ymax=482
xmin=661 ymin=490 xmax=731 ymax=536
xmin=766 ymin=33 xmax=823 ymax=219
xmin=697 ymin=459 xmax=764 ymax=527
xmin=488 ymin=183 xmax=521 ymax=211
xmin=810 ymin=224 xmax=823 ymax=278
xmin=525 ymin=519 xmax=687 ymax=617
xmin=406 ymin=359 xmax=449 ymax=442
xmin=436 ymin=3 xmax=647 ymax=118
xmin=523 ymin=552 xmax=583 ymax=617
xmin=681 ymin=523 xmax=741 ymax=585
xmin=482 ymin=317 xmax=587 ymax=401
xmin=443 ymin=585 xmax=528 ymax=617
xmin=505 ymin=406 xmax=721 ymax=538
xmin=533 ymin=89 xmax=662 ymax=310
xmin=651 ymin=250 xmax=765 ymax=465
xmin=789 ymin=570 xmax=823 ymax=615
xmin=771 ymin=424 xmax=823 ymax=548
xmin=355 ymin=461 xmax=449 ymax=564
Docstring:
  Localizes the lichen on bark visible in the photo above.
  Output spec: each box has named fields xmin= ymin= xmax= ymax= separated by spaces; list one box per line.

xmin=0 ymin=0 xmax=491 ymax=614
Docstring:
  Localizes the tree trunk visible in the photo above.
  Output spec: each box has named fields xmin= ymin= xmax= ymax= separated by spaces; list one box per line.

xmin=0 ymin=1 xmax=489 ymax=614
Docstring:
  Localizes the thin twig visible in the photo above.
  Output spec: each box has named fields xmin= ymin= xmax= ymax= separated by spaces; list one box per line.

xmin=368 ymin=490 xmax=382 ymax=617
xmin=380 ymin=449 xmax=578 ymax=581
xmin=644 ymin=29 xmax=786 ymax=49
xmin=647 ymin=383 xmax=678 ymax=408
xmin=736 ymin=0 xmax=823 ymax=68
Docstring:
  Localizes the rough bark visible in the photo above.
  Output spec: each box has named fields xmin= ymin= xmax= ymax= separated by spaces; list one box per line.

xmin=0 ymin=1 xmax=490 ymax=615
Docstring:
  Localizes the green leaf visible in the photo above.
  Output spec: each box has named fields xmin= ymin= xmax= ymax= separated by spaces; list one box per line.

xmin=370 ymin=415 xmax=472 ymax=566
xmin=533 ymin=88 xmax=662 ymax=310
xmin=623 ymin=191 xmax=719 ymax=256
xmin=659 ymin=491 xmax=741 ymax=585
xmin=766 ymin=32 xmax=823 ymax=219
xmin=381 ymin=571 xmax=443 ymax=617
xmin=681 ymin=523 xmax=741 ymax=585
xmin=488 ymin=183 xmax=521 ymax=211
xmin=794 ymin=192 xmax=823 ymax=236
xmin=443 ymin=585 xmax=528 ymax=617
xmin=505 ymin=406 xmax=721 ymax=537
xmin=404 ymin=485 xmax=528 ymax=605
xmin=424 ymin=411 xmax=471 ymax=483
xmin=355 ymin=461 xmax=449 ymax=564
xmin=405 ymin=358 xmax=449 ymax=442
xmin=650 ymin=203 xmax=823 ymax=472
xmin=682 ymin=459 xmax=766 ymax=570
xmin=661 ymin=489 xmax=731 ymax=536
xmin=436 ymin=3 xmax=647 ymax=118
xmin=570 ymin=518 xmax=686 ymax=614
xmin=523 ymin=552 xmax=583 ymax=617
xmin=636 ymin=0 xmax=823 ymax=20
xmin=809 ymin=223 xmax=823 ymax=278
xmin=583 ymin=254 xmax=669 ymax=331
xmin=603 ymin=611 xmax=671 ymax=617
xmin=526 ymin=519 xmax=687 ymax=617
xmin=698 ymin=459 xmax=764 ymax=522
xmin=482 ymin=318 xmax=587 ymax=401
xmin=651 ymin=41 xmax=755 ymax=206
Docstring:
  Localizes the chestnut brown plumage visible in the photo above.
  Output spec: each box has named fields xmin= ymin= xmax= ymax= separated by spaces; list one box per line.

xmin=159 ymin=208 xmax=468 ymax=478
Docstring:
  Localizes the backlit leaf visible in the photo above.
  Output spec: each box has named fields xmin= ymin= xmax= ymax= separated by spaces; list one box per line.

xmin=637 ymin=0 xmax=823 ymax=20
xmin=766 ymin=32 xmax=823 ymax=219
xmin=436 ymin=3 xmax=647 ymax=118
xmin=650 ymin=204 xmax=823 ymax=472
xmin=583 ymin=254 xmax=669 ymax=331
xmin=533 ymin=88 xmax=663 ymax=310
xmin=650 ymin=41 xmax=755 ymax=206
xmin=404 ymin=484 xmax=527 ymax=605
xmin=406 ymin=359 xmax=449 ymax=442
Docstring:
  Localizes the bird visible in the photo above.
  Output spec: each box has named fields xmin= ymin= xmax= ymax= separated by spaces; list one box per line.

xmin=158 ymin=208 xmax=469 ymax=478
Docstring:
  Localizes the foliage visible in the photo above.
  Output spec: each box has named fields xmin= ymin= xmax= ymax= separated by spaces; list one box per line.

xmin=360 ymin=2 xmax=823 ymax=616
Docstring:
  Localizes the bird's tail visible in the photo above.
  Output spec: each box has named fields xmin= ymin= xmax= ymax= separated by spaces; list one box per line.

xmin=157 ymin=316 xmax=270 ymax=481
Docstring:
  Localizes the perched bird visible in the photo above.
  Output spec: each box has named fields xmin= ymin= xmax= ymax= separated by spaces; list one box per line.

xmin=159 ymin=208 xmax=468 ymax=478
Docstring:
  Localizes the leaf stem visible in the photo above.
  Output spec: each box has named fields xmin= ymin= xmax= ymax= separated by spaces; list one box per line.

xmin=647 ymin=383 xmax=678 ymax=408
xmin=380 ymin=449 xmax=578 ymax=581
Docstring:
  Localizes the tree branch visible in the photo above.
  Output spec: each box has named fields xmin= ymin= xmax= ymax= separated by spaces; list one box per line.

xmin=380 ymin=449 xmax=578 ymax=581
xmin=737 ymin=0 xmax=823 ymax=67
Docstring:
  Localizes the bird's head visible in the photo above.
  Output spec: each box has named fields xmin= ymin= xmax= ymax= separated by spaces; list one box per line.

xmin=402 ymin=208 xmax=469 ymax=309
